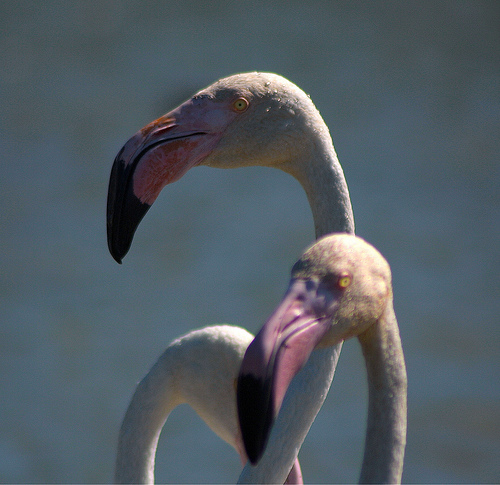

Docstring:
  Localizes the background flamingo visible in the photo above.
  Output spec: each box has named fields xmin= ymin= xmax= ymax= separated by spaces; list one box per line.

xmin=115 ymin=325 xmax=302 ymax=484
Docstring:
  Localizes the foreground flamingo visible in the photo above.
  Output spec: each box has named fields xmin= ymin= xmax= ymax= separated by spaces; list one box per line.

xmin=107 ymin=72 xmax=354 ymax=482
xmin=238 ymin=234 xmax=407 ymax=483
xmin=114 ymin=325 xmax=302 ymax=484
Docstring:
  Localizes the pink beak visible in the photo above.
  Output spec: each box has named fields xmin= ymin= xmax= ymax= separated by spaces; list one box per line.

xmin=237 ymin=277 xmax=340 ymax=464
xmin=106 ymin=95 xmax=236 ymax=263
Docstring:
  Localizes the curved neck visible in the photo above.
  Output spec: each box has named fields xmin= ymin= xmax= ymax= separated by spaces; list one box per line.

xmin=114 ymin=354 xmax=179 ymax=484
xmin=285 ymin=129 xmax=355 ymax=237
xmin=357 ymin=303 xmax=407 ymax=484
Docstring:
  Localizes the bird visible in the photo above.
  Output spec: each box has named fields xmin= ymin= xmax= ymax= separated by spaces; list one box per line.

xmin=237 ymin=234 xmax=407 ymax=484
xmin=107 ymin=72 xmax=355 ymax=483
xmin=114 ymin=325 xmax=303 ymax=484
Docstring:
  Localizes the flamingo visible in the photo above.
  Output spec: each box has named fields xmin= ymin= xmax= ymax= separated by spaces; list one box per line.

xmin=237 ymin=234 xmax=407 ymax=484
xmin=107 ymin=72 xmax=355 ymax=482
xmin=114 ymin=325 xmax=303 ymax=484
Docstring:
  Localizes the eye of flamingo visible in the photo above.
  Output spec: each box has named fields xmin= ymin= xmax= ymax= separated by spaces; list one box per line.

xmin=337 ymin=272 xmax=352 ymax=289
xmin=232 ymin=97 xmax=249 ymax=112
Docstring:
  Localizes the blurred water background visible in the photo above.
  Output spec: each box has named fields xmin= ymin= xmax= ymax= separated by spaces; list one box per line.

xmin=1 ymin=1 xmax=499 ymax=482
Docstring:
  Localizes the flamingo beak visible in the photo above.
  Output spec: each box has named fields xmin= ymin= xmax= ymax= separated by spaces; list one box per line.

xmin=237 ymin=278 xmax=338 ymax=464
xmin=106 ymin=97 xmax=231 ymax=263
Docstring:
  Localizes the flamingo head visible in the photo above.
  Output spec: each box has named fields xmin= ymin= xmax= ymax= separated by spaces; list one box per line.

xmin=107 ymin=72 xmax=323 ymax=263
xmin=236 ymin=234 xmax=391 ymax=464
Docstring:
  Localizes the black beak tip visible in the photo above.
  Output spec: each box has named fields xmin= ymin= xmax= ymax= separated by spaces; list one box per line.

xmin=109 ymin=247 xmax=124 ymax=265
xmin=106 ymin=162 xmax=152 ymax=264
xmin=237 ymin=373 xmax=275 ymax=465
xmin=106 ymin=217 xmax=142 ymax=265
xmin=106 ymin=215 xmax=130 ymax=264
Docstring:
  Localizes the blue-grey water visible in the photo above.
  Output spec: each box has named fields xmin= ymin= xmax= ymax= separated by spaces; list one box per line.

xmin=1 ymin=1 xmax=499 ymax=483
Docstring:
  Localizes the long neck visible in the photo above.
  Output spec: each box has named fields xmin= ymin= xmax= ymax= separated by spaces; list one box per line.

xmin=285 ymin=127 xmax=355 ymax=237
xmin=357 ymin=304 xmax=407 ymax=484
xmin=114 ymin=353 xmax=180 ymax=484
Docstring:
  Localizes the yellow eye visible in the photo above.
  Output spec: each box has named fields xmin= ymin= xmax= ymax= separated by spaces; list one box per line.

xmin=338 ymin=272 xmax=352 ymax=288
xmin=232 ymin=97 xmax=249 ymax=112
